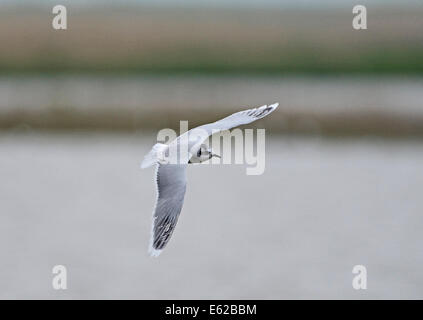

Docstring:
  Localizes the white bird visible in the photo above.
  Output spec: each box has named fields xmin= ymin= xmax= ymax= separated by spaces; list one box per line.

xmin=141 ymin=103 xmax=279 ymax=256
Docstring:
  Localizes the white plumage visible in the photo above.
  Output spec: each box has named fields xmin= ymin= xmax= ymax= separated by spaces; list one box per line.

xmin=141 ymin=103 xmax=279 ymax=256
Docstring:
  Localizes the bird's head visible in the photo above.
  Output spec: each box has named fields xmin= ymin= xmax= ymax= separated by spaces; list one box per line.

xmin=189 ymin=144 xmax=221 ymax=164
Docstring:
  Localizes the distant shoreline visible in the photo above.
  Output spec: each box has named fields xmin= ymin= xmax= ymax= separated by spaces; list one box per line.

xmin=1 ymin=75 xmax=423 ymax=137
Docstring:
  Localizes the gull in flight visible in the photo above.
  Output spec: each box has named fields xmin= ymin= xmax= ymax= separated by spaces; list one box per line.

xmin=141 ymin=103 xmax=279 ymax=256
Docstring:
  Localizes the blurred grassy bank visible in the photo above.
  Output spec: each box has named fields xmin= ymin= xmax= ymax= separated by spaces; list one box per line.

xmin=0 ymin=6 xmax=422 ymax=75
xmin=1 ymin=6 xmax=423 ymax=136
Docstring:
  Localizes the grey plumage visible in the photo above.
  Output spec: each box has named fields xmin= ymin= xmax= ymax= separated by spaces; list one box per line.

xmin=150 ymin=164 xmax=187 ymax=256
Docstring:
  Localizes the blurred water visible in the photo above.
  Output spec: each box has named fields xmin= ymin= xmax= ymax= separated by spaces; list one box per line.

xmin=2 ymin=75 xmax=423 ymax=115
xmin=0 ymin=132 xmax=422 ymax=299
xmin=1 ymin=76 xmax=423 ymax=135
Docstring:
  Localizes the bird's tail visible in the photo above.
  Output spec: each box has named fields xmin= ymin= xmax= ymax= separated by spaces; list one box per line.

xmin=140 ymin=143 xmax=168 ymax=169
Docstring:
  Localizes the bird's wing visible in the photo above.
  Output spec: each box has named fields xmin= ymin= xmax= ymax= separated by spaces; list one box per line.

xmin=149 ymin=163 xmax=187 ymax=257
xmin=194 ymin=103 xmax=279 ymax=136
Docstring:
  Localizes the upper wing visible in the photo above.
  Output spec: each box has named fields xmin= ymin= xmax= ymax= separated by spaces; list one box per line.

xmin=149 ymin=163 xmax=187 ymax=257
xmin=194 ymin=103 xmax=279 ymax=136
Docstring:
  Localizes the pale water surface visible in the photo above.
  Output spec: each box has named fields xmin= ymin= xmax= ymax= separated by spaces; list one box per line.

xmin=0 ymin=133 xmax=422 ymax=299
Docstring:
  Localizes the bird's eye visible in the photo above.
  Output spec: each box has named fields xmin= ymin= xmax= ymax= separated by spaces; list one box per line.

xmin=197 ymin=149 xmax=201 ymax=157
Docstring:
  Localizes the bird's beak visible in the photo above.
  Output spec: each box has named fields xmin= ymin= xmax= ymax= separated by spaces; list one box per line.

xmin=212 ymin=153 xmax=221 ymax=159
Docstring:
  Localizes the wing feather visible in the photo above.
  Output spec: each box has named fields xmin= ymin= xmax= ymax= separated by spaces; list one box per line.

xmin=149 ymin=163 xmax=187 ymax=257
xmin=195 ymin=103 xmax=279 ymax=136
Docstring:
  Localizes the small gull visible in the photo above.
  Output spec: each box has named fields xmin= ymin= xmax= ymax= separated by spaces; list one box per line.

xmin=141 ymin=103 xmax=279 ymax=256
